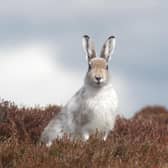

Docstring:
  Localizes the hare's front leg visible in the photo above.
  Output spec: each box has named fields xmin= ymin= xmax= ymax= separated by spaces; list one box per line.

xmin=46 ymin=141 xmax=53 ymax=147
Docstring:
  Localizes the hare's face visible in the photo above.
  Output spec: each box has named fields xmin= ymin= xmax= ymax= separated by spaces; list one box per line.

xmin=87 ymin=58 xmax=109 ymax=86
xmin=82 ymin=35 xmax=116 ymax=88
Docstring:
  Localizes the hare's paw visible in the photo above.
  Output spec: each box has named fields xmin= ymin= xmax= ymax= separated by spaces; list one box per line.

xmin=46 ymin=141 xmax=52 ymax=147
xmin=83 ymin=132 xmax=90 ymax=141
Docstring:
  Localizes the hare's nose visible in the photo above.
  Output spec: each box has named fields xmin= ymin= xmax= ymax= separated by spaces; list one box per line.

xmin=95 ymin=76 xmax=101 ymax=82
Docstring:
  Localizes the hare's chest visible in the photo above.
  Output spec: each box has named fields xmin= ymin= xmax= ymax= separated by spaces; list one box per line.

xmin=84 ymin=87 xmax=118 ymax=114
xmin=86 ymin=95 xmax=108 ymax=113
xmin=79 ymin=88 xmax=118 ymax=131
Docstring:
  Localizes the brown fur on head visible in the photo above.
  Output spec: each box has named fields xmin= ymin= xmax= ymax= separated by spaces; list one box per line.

xmin=82 ymin=35 xmax=116 ymax=87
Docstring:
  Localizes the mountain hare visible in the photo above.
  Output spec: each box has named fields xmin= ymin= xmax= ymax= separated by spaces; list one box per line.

xmin=40 ymin=35 xmax=118 ymax=146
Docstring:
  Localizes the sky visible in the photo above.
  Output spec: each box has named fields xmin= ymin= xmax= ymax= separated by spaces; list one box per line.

xmin=0 ymin=0 xmax=168 ymax=117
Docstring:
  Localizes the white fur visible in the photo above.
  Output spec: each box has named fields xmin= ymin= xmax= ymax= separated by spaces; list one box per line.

xmin=103 ymin=37 xmax=116 ymax=61
xmin=40 ymin=35 xmax=118 ymax=146
xmin=105 ymin=38 xmax=116 ymax=60
xmin=82 ymin=35 xmax=96 ymax=61
xmin=40 ymin=82 xmax=118 ymax=146
xmin=81 ymin=84 xmax=118 ymax=131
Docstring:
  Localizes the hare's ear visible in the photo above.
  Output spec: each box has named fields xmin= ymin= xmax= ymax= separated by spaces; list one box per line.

xmin=100 ymin=36 xmax=116 ymax=62
xmin=82 ymin=35 xmax=96 ymax=61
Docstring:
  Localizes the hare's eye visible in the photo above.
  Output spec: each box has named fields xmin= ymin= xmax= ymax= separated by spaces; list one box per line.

xmin=106 ymin=65 xmax=108 ymax=70
xmin=88 ymin=64 xmax=92 ymax=70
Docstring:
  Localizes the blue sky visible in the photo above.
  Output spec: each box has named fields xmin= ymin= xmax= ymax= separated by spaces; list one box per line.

xmin=0 ymin=0 xmax=168 ymax=117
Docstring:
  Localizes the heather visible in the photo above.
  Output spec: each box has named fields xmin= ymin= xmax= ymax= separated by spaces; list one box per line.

xmin=0 ymin=100 xmax=168 ymax=168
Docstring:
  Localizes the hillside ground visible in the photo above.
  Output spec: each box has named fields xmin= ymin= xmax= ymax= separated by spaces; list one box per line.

xmin=0 ymin=100 xmax=168 ymax=168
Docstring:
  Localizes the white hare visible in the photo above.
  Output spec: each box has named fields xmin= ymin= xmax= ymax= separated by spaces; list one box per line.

xmin=40 ymin=35 xmax=119 ymax=146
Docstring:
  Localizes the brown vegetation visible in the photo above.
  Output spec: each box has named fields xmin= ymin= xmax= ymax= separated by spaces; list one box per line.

xmin=0 ymin=100 xmax=168 ymax=168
